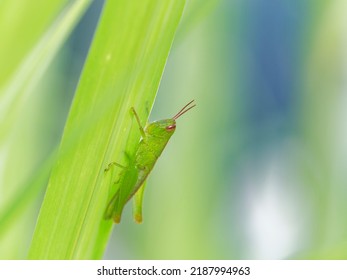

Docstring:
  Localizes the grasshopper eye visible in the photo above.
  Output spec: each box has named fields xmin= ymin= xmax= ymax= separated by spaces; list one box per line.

xmin=166 ymin=124 xmax=176 ymax=131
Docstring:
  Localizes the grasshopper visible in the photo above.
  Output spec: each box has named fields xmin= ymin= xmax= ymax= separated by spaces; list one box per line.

xmin=104 ymin=100 xmax=195 ymax=223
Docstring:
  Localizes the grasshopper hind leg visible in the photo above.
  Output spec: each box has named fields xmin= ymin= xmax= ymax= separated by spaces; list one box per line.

xmin=104 ymin=161 xmax=127 ymax=222
xmin=104 ymin=189 xmax=120 ymax=220
xmin=132 ymin=181 xmax=147 ymax=224
xmin=104 ymin=187 xmax=126 ymax=223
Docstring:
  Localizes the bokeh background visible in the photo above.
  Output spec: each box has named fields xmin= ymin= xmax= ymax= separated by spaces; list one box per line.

xmin=2 ymin=0 xmax=347 ymax=259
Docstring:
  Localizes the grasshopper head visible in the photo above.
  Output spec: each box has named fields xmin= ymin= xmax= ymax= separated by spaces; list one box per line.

xmin=146 ymin=119 xmax=176 ymax=138
xmin=146 ymin=100 xmax=195 ymax=138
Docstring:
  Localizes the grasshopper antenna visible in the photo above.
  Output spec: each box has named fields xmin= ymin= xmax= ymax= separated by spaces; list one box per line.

xmin=173 ymin=100 xmax=196 ymax=120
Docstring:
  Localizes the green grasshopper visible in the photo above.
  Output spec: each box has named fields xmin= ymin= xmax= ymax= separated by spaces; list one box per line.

xmin=104 ymin=100 xmax=195 ymax=223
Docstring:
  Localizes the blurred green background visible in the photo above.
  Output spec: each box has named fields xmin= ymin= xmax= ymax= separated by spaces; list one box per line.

xmin=2 ymin=0 xmax=347 ymax=259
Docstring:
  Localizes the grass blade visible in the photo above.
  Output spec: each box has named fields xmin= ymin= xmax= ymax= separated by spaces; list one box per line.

xmin=0 ymin=0 xmax=91 ymax=258
xmin=28 ymin=0 xmax=185 ymax=259
xmin=0 ymin=0 xmax=91 ymax=139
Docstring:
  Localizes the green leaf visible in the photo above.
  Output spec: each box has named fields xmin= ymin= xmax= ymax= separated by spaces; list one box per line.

xmin=0 ymin=0 xmax=68 ymax=87
xmin=0 ymin=0 xmax=91 ymax=139
xmin=0 ymin=0 xmax=91 ymax=258
xmin=28 ymin=0 xmax=185 ymax=259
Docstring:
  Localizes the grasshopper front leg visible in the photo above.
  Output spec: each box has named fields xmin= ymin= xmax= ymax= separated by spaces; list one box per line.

xmin=104 ymin=162 xmax=126 ymax=172
xmin=130 ymin=107 xmax=146 ymax=139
